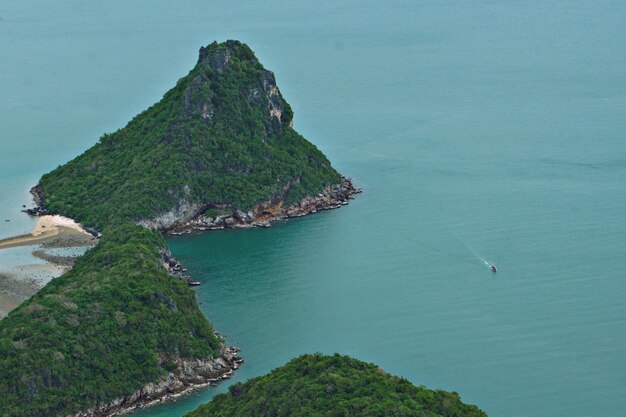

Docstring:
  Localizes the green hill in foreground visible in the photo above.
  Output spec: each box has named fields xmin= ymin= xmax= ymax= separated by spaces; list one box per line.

xmin=186 ymin=354 xmax=487 ymax=417
xmin=0 ymin=224 xmax=224 ymax=417
xmin=36 ymin=40 xmax=342 ymax=231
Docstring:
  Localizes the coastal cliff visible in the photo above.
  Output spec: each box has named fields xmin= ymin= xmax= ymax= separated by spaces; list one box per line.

xmin=156 ymin=177 xmax=360 ymax=234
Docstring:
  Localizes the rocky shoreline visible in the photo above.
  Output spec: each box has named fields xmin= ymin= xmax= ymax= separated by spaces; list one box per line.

xmin=166 ymin=177 xmax=361 ymax=236
xmin=26 ymin=178 xmax=361 ymax=238
xmin=60 ymin=248 xmax=243 ymax=417
xmin=66 ymin=344 xmax=243 ymax=417
xmin=162 ymin=251 xmax=201 ymax=286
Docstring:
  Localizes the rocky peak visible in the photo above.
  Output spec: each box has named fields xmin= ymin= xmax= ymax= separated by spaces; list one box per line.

xmin=197 ymin=40 xmax=257 ymax=74
xmin=187 ymin=40 xmax=293 ymax=128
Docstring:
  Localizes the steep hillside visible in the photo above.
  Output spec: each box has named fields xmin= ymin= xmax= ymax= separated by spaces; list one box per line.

xmin=35 ymin=40 xmax=345 ymax=230
xmin=186 ymin=353 xmax=487 ymax=417
xmin=0 ymin=224 xmax=239 ymax=417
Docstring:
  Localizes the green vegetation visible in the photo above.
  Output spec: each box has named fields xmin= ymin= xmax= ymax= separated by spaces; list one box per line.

xmin=0 ymin=40 xmax=488 ymax=417
xmin=185 ymin=354 xmax=487 ymax=417
xmin=38 ymin=40 xmax=341 ymax=230
xmin=0 ymin=223 xmax=221 ymax=417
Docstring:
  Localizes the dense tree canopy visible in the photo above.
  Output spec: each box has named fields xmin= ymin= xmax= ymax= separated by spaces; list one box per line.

xmin=0 ymin=223 xmax=220 ymax=417
xmin=185 ymin=354 xmax=487 ymax=417
xmin=38 ymin=40 xmax=341 ymax=230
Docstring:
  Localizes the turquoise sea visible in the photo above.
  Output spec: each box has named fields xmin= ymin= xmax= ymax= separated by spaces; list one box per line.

xmin=1 ymin=1 xmax=625 ymax=416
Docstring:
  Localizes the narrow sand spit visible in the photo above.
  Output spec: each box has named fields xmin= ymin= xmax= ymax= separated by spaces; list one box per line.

xmin=0 ymin=215 xmax=92 ymax=250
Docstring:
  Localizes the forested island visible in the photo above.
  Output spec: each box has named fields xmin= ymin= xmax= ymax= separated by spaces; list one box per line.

xmin=186 ymin=354 xmax=487 ymax=417
xmin=33 ymin=40 xmax=355 ymax=232
xmin=0 ymin=41 xmax=484 ymax=416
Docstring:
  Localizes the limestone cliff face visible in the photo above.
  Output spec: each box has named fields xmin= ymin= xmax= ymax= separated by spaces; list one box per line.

xmin=136 ymin=199 xmax=206 ymax=230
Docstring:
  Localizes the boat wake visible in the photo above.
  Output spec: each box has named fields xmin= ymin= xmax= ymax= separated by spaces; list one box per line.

xmin=405 ymin=230 xmax=498 ymax=274
xmin=478 ymin=256 xmax=491 ymax=269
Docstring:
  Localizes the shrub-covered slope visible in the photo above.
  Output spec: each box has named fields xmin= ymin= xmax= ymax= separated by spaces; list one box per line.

xmin=37 ymin=40 xmax=341 ymax=230
xmin=186 ymin=353 xmax=487 ymax=417
xmin=0 ymin=223 xmax=221 ymax=417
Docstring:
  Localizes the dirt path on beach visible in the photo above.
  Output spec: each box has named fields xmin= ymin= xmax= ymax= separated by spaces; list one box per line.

xmin=0 ymin=230 xmax=59 ymax=249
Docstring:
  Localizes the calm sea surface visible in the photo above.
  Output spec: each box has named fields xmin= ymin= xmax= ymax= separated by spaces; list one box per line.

xmin=1 ymin=2 xmax=625 ymax=416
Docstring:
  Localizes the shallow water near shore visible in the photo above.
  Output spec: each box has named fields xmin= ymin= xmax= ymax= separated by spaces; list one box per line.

xmin=0 ymin=248 xmax=68 ymax=318
xmin=2 ymin=1 xmax=626 ymax=416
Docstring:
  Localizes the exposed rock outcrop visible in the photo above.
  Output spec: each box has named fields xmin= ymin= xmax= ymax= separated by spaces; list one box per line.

xmin=196 ymin=40 xmax=290 ymax=129
xmin=137 ymin=199 xmax=207 ymax=230
xmin=66 ymin=345 xmax=243 ymax=417
xmin=166 ymin=177 xmax=361 ymax=236
xmin=22 ymin=185 xmax=49 ymax=216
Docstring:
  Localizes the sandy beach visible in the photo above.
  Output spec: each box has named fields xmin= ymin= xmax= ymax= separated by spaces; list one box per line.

xmin=0 ymin=215 xmax=96 ymax=318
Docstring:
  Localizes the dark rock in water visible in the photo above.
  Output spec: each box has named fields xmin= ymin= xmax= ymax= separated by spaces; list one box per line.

xmin=22 ymin=189 xmax=50 ymax=217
